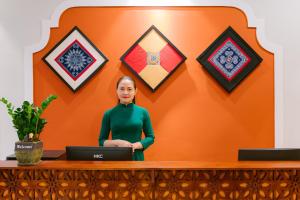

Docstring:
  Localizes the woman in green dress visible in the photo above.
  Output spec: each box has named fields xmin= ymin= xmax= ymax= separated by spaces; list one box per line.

xmin=98 ymin=76 xmax=155 ymax=161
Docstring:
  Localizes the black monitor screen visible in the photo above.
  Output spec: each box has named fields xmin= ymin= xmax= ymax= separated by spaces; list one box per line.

xmin=66 ymin=146 xmax=133 ymax=161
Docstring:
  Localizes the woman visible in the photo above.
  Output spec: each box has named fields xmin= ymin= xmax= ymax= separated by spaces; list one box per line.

xmin=98 ymin=76 xmax=155 ymax=161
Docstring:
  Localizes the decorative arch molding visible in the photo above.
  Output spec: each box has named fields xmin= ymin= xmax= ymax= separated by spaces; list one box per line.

xmin=24 ymin=0 xmax=283 ymax=147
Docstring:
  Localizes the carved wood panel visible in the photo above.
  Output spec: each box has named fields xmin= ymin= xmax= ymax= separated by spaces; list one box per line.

xmin=193 ymin=170 xmax=234 ymax=200
xmin=155 ymin=170 xmax=193 ymax=200
xmin=1 ymin=169 xmax=300 ymax=199
xmin=116 ymin=170 xmax=153 ymax=200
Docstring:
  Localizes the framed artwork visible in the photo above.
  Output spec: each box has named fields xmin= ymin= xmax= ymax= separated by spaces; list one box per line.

xmin=120 ymin=25 xmax=186 ymax=92
xmin=197 ymin=26 xmax=262 ymax=92
xmin=43 ymin=26 xmax=108 ymax=92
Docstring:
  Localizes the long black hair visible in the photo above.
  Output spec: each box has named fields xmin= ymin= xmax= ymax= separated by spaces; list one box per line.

xmin=116 ymin=76 xmax=136 ymax=104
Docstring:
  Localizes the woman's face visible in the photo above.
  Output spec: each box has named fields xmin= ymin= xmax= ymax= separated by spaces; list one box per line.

xmin=117 ymin=79 xmax=136 ymax=105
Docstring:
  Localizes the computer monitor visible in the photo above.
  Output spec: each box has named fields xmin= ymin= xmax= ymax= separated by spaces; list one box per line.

xmin=66 ymin=146 xmax=133 ymax=161
xmin=238 ymin=148 xmax=300 ymax=161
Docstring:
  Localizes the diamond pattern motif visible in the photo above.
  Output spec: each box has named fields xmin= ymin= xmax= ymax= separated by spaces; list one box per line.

xmin=55 ymin=40 xmax=96 ymax=80
xmin=121 ymin=25 xmax=186 ymax=92
xmin=208 ymin=38 xmax=250 ymax=81
xmin=197 ymin=26 xmax=262 ymax=92
xmin=43 ymin=26 xmax=108 ymax=92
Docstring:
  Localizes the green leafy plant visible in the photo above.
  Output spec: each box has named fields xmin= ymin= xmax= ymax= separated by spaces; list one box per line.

xmin=0 ymin=95 xmax=57 ymax=142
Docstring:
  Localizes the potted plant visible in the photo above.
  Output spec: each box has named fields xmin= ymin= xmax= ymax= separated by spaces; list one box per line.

xmin=0 ymin=95 xmax=57 ymax=165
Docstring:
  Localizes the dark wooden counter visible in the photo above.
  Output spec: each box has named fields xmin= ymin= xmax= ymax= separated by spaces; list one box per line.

xmin=1 ymin=160 xmax=299 ymax=199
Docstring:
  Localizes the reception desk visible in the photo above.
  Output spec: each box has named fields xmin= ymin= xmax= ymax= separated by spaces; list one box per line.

xmin=0 ymin=160 xmax=300 ymax=199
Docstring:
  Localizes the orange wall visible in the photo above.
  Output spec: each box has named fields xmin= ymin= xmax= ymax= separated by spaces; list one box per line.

xmin=33 ymin=7 xmax=274 ymax=161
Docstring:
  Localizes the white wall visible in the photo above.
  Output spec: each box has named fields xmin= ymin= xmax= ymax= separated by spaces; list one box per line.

xmin=0 ymin=0 xmax=299 ymax=160
xmin=0 ymin=0 xmax=64 ymax=160
xmin=243 ymin=0 xmax=300 ymax=147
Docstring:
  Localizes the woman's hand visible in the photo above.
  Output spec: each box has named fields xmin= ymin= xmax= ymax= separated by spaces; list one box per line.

xmin=104 ymin=140 xmax=143 ymax=152
xmin=103 ymin=139 xmax=131 ymax=147
xmin=116 ymin=139 xmax=132 ymax=147
xmin=132 ymin=142 xmax=143 ymax=152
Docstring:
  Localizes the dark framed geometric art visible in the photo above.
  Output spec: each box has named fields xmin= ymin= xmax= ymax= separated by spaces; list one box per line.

xmin=43 ymin=26 xmax=108 ymax=92
xmin=120 ymin=25 xmax=186 ymax=92
xmin=197 ymin=26 xmax=262 ymax=92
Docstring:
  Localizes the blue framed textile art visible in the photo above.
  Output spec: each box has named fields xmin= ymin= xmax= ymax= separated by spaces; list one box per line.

xmin=43 ymin=26 xmax=108 ymax=92
xmin=197 ymin=26 xmax=262 ymax=92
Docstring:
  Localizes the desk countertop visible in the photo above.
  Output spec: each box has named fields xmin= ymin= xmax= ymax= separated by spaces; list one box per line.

xmin=2 ymin=160 xmax=300 ymax=170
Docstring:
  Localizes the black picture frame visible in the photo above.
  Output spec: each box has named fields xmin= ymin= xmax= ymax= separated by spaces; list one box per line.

xmin=120 ymin=25 xmax=186 ymax=92
xmin=197 ymin=26 xmax=262 ymax=92
xmin=43 ymin=26 xmax=108 ymax=92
